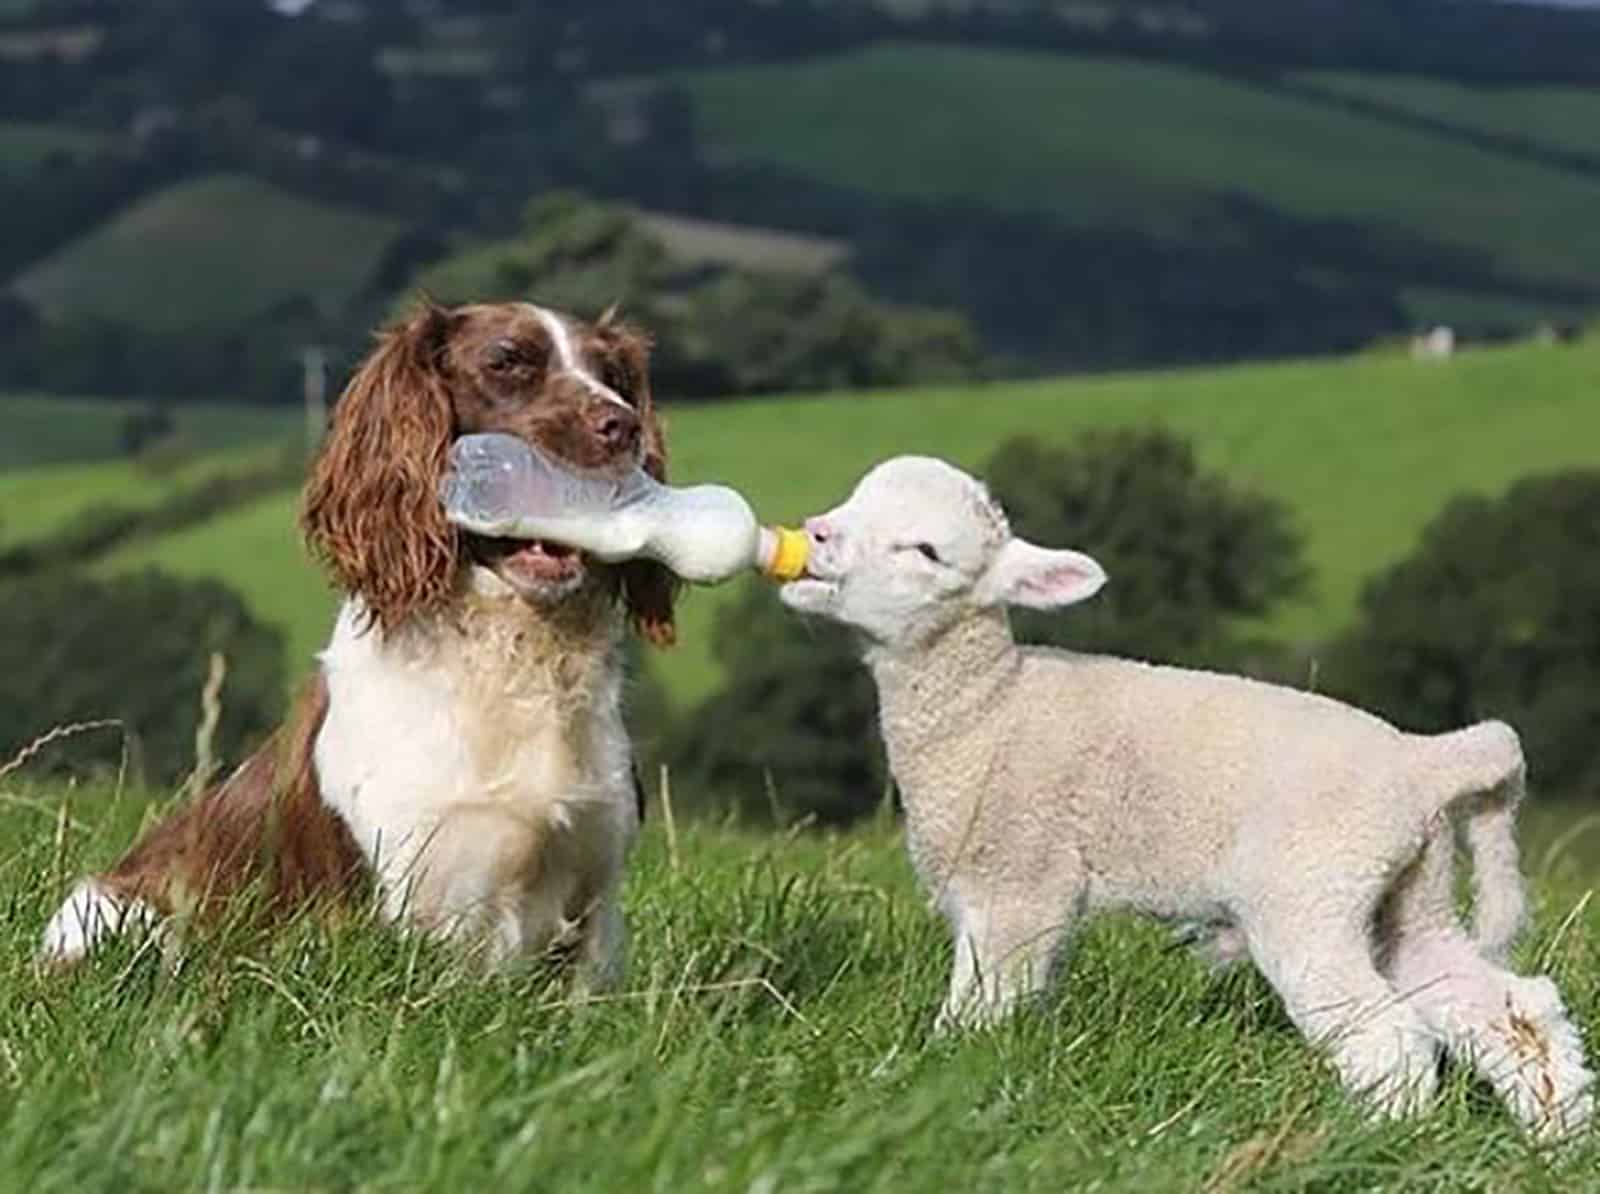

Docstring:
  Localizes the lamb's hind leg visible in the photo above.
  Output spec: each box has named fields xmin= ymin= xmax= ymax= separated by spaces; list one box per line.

xmin=1244 ymin=902 xmax=1440 ymax=1117
xmin=1380 ymin=831 xmax=1594 ymax=1140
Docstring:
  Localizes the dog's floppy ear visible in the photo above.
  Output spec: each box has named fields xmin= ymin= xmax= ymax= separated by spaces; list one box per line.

xmin=302 ymin=302 xmax=460 ymax=634
xmin=599 ymin=314 xmax=679 ymax=648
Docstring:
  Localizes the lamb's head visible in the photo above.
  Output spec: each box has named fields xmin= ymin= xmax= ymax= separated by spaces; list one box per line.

xmin=781 ymin=456 xmax=1107 ymax=649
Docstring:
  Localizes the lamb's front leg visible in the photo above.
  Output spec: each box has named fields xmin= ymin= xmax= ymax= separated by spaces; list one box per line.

xmin=935 ymin=880 xmax=1083 ymax=1032
xmin=573 ymin=889 xmax=627 ymax=994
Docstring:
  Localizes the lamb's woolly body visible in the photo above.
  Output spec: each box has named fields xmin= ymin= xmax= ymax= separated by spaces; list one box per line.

xmin=879 ymin=617 xmax=1505 ymax=926
xmin=789 ymin=454 xmax=1593 ymax=1140
xmin=317 ymin=571 xmax=636 ymax=973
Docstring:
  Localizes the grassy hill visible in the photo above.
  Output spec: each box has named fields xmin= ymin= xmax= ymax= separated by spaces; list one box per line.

xmin=1295 ymin=70 xmax=1600 ymax=161
xmin=0 ymin=120 xmax=110 ymax=176
xmin=0 ymin=337 xmax=1580 ymax=706
xmin=0 ymin=394 xmax=297 ymax=473
xmin=0 ymin=783 xmax=1597 ymax=1187
xmin=677 ymin=43 xmax=1600 ymax=326
xmin=12 ymin=173 xmax=404 ymax=334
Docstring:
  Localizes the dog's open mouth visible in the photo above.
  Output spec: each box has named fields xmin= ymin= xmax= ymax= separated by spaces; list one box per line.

xmin=468 ymin=535 xmax=586 ymax=590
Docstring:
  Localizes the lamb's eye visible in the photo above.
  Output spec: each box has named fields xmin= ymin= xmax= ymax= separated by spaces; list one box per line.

xmin=914 ymin=543 xmax=942 ymax=563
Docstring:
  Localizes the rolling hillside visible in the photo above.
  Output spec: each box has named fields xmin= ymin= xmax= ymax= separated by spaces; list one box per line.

xmin=0 ymin=120 xmax=108 ymax=176
xmin=1295 ymin=70 xmax=1600 ymax=161
xmin=677 ymin=43 xmax=1600 ymax=326
xmin=0 ymin=394 xmax=297 ymax=472
xmin=4 ymin=337 xmax=1587 ymax=706
xmin=13 ymin=173 xmax=404 ymax=334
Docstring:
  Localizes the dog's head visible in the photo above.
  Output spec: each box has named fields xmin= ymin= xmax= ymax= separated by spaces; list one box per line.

xmin=302 ymin=301 xmax=677 ymax=645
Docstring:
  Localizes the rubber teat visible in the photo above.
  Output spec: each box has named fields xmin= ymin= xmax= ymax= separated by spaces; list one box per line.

xmin=760 ymin=526 xmax=810 ymax=582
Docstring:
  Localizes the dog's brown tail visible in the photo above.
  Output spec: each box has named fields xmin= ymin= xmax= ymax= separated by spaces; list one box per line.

xmin=38 ymin=673 xmax=367 ymax=966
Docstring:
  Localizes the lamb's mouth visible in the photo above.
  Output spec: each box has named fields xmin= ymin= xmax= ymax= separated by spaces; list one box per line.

xmin=780 ymin=569 xmax=838 ymax=608
xmin=467 ymin=535 xmax=587 ymax=592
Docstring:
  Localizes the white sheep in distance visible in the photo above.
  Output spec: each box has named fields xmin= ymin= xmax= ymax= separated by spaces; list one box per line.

xmin=780 ymin=455 xmax=1593 ymax=1140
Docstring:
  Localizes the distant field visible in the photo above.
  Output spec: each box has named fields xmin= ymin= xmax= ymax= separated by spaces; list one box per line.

xmin=13 ymin=173 xmax=404 ymax=334
xmin=633 ymin=210 xmax=850 ymax=275
xmin=0 ymin=447 xmax=293 ymax=555
xmin=0 ymin=394 xmax=298 ymax=471
xmin=1296 ymin=70 xmax=1600 ymax=160
xmin=0 ymin=120 xmax=110 ymax=175
xmin=678 ymin=44 xmax=1600 ymax=312
xmin=30 ymin=338 xmax=1592 ymax=707
xmin=412 ymin=207 xmax=850 ymax=309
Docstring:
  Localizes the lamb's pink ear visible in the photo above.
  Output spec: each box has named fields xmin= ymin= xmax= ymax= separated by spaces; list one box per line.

xmin=977 ymin=539 xmax=1107 ymax=610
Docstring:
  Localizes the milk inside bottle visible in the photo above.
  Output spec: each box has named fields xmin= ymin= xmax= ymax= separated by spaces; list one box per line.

xmin=439 ymin=433 xmax=808 ymax=584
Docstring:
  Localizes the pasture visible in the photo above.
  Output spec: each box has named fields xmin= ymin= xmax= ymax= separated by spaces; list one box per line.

xmin=677 ymin=44 xmax=1600 ymax=317
xmin=5 ymin=336 xmax=1595 ymax=705
xmin=0 ymin=777 xmax=1596 ymax=1189
xmin=1295 ymin=71 xmax=1600 ymax=161
xmin=12 ymin=173 xmax=404 ymax=334
xmin=0 ymin=121 xmax=110 ymax=176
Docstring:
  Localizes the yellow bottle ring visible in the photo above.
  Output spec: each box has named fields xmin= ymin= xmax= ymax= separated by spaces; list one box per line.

xmin=765 ymin=526 xmax=810 ymax=581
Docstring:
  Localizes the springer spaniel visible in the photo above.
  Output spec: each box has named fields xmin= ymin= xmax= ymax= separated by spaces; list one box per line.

xmin=40 ymin=301 xmax=677 ymax=980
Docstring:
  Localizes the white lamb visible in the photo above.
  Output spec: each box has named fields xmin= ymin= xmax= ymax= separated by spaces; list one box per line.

xmin=780 ymin=455 xmax=1593 ymax=1139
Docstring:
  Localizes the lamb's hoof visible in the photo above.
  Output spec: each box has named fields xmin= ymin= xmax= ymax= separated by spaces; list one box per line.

xmin=1329 ymin=1019 xmax=1441 ymax=1121
xmin=1502 ymin=978 xmax=1595 ymax=1144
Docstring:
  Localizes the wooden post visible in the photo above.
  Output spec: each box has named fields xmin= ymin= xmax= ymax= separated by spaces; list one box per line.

xmin=301 ymin=344 xmax=327 ymax=455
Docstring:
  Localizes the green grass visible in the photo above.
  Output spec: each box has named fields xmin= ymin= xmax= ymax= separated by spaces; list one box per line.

xmin=12 ymin=173 xmax=404 ymax=334
xmin=0 ymin=121 xmax=111 ymax=176
xmin=0 ymin=394 xmax=298 ymax=472
xmin=678 ymin=44 xmax=1600 ymax=306
xmin=1 ymin=780 xmax=1598 ymax=1189
xmin=1297 ymin=70 xmax=1600 ymax=161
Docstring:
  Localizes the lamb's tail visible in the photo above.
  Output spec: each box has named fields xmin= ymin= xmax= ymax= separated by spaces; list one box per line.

xmin=1421 ymin=719 xmax=1528 ymax=962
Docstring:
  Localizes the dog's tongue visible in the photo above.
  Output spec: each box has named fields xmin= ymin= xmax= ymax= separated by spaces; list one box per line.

xmin=501 ymin=538 xmax=582 ymax=584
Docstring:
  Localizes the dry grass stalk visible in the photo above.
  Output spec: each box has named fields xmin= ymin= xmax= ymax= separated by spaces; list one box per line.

xmin=0 ymin=719 xmax=124 ymax=786
xmin=184 ymin=652 xmax=228 ymax=801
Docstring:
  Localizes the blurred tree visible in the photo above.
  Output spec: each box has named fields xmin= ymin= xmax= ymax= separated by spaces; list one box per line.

xmin=987 ymin=429 xmax=1308 ymax=668
xmin=117 ymin=401 xmax=176 ymax=457
xmin=1325 ymin=471 xmax=1600 ymax=799
xmin=409 ymin=192 xmax=981 ymax=397
xmin=0 ymin=570 xmax=286 ymax=788
xmin=666 ymin=580 xmax=882 ymax=827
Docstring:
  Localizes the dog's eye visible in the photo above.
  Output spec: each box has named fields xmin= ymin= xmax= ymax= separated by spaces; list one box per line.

xmin=484 ymin=339 xmax=523 ymax=372
xmin=600 ymin=359 xmax=637 ymax=405
xmin=900 ymin=543 xmax=942 ymax=563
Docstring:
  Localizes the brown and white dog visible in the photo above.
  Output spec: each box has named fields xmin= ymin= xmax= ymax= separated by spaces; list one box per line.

xmin=40 ymin=301 xmax=677 ymax=981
